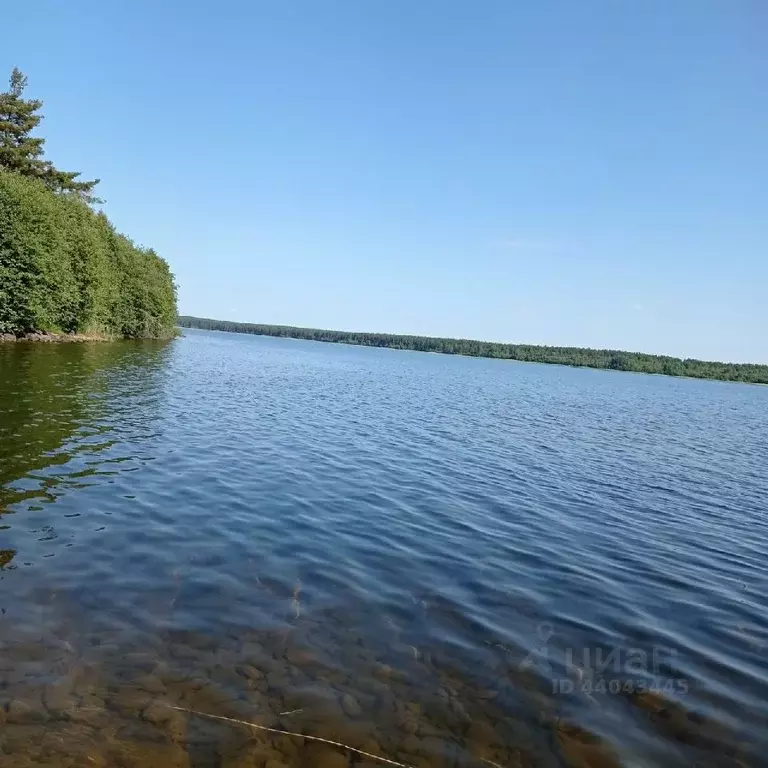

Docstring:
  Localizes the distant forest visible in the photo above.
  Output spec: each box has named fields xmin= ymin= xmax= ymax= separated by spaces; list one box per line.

xmin=178 ymin=316 xmax=768 ymax=384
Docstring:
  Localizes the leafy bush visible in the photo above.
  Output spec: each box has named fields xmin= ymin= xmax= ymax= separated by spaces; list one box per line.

xmin=0 ymin=170 xmax=176 ymax=337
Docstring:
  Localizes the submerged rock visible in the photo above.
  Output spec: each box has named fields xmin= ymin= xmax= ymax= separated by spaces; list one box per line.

xmin=135 ymin=674 xmax=166 ymax=695
xmin=239 ymin=663 xmax=264 ymax=680
xmin=141 ymin=702 xmax=187 ymax=743
xmin=300 ymin=743 xmax=349 ymax=768
xmin=340 ymin=692 xmax=362 ymax=717
xmin=107 ymin=686 xmax=153 ymax=715
xmin=42 ymin=674 xmax=78 ymax=717
xmin=142 ymin=701 xmax=175 ymax=725
xmin=6 ymin=696 xmax=49 ymax=724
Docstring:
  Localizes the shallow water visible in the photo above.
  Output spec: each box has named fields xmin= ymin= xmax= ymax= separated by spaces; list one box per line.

xmin=1 ymin=329 xmax=767 ymax=767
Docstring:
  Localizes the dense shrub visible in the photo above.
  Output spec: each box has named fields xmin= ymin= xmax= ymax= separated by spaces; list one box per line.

xmin=0 ymin=170 xmax=176 ymax=337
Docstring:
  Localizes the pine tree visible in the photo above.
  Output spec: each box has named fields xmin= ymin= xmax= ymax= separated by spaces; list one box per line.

xmin=0 ymin=68 xmax=100 ymax=203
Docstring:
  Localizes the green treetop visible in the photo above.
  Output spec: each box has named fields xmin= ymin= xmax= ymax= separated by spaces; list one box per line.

xmin=0 ymin=68 xmax=100 ymax=203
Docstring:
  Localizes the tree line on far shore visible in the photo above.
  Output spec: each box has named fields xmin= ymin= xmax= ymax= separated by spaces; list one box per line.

xmin=178 ymin=316 xmax=768 ymax=385
xmin=0 ymin=69 xmax=177 ymax=338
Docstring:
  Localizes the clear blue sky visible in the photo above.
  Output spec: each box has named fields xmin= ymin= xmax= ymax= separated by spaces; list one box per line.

xmin=4 ymin=1 xmax=766 ymax=361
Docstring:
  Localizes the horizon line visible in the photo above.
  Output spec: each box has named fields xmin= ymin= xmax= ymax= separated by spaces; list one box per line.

xmin=177 ymin=315 xmax=767 ymax=369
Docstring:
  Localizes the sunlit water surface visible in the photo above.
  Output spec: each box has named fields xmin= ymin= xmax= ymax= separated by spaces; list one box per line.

xmin=1 ymin=329 xmax=767 ymax=767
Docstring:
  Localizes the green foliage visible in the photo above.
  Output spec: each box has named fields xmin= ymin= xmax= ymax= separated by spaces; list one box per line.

xmin=0 ymin=68 xmax=100 ymax=202
xmin=0 ymin=170 xmax=177 ymax=337
xmin=0 ymin=67 xmax=175 ymax=339
xmin=178 ymin=316 xmax=768 ymax=385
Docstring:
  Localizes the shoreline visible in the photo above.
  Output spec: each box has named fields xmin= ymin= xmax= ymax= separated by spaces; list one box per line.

xmin=1 ymin=330 xmax=114 ymax=343
xmin=178 ymin=319 xmax=768 ymax=386
xmin=1 ymin=329 xmax=180 ymax=343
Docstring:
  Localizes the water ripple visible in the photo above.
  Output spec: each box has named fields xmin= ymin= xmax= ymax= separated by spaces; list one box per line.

xmin=1 ymin=331 xmax=767 ymax=766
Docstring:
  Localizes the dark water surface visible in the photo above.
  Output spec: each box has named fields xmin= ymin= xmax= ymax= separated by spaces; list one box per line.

xmin=1 ymin=329 xmax=767 ymax=768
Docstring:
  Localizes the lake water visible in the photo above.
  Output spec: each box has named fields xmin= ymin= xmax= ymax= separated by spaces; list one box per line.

xmin=1 ymin=328 xmax=767 ymax=768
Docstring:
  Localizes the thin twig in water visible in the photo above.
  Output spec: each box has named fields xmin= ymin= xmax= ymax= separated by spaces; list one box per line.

xmin=278 ymin=708 xmax=303 ymax=716
xmin=171 ymin=706 xmax=417 ymax=768
xmin=491 ymin=642 xmax=514 ymax=655
xmin=480 ymin=759 xmax=505 ymax=768
xmin=292 ymin=579 xmax=301 ymax=619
